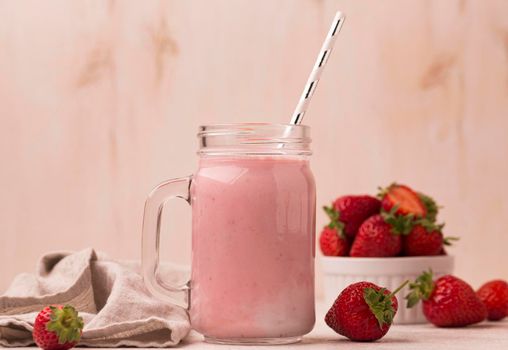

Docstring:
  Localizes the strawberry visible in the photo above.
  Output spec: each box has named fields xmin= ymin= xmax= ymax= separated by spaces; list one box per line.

xmin=350 ymin=212 xmax=411 ymax=257
xmin=406 ymin=271 xmax=487 ymax=327
xmin=402 ymin=208 xmax=455 ymax=256
xmin=33 ymin=305 xmax=84 ymax=350
xmin=378 ymin=183 xmax=426 ymax=217
xmin=476 ymin=280 xmax=508 ymax=321
xmin=325 ymin=281 xmax=407 ymax=342
xmin=324 ymin=195 xmax=381 ymax=239
xmin=403 ymin=225 xmax=443 ymax=256
xmin=319 ymin=226 xmax=349 ymax=256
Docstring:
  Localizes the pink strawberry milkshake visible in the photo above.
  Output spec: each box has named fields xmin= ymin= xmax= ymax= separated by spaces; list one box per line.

xmin=190 ymin=156 xmax=316 ymax=341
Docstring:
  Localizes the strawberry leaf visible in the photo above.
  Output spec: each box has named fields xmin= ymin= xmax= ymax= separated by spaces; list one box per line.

xmin=381 ymin=207 xmax=415 ymax=235
xmin=323 ymin=206 xmax=345 ymax=237
xmin=363 ymin=281 xmax=407 ymax=330
xmin=376 ymin=183 xmax=397 ymax=200
xmin=405 ymin=270 xmax=435 ymax=308
xmin=323 ymin=205 xmax=338 ymax=222
xmin=364 ymin=288 xmax=394 ymax=329
xmin=443 ymin=236 xmax=460 ymax=246
xmin=418 ymin=192 xmax=441 ymax=223
xmin=415 ymin=217 xmax=445 ymax=233
xmin=45 ymin=305 xmax=84 ymax=344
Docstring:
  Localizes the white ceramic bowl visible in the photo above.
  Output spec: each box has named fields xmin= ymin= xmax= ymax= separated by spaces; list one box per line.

xmin=320 ymin=255 xmax=455 ymax=324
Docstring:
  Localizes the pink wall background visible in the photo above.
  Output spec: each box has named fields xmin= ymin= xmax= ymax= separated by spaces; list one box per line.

xmin=1 ymin=0 xmax=508 ymax=296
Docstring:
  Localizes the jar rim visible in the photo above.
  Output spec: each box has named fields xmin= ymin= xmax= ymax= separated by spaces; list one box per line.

xmin=197 ymin=123 xmax=312 ymax=156
xmin=198 ymin=122 xmax=309 ymax=134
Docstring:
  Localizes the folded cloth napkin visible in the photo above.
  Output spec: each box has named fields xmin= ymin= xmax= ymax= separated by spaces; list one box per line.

xmin=0 ymin=248 xmax=191 ymax=347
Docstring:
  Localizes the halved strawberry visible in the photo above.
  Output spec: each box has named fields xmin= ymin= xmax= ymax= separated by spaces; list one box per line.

xmin=379 ymin=184 xmax=426 ymax=217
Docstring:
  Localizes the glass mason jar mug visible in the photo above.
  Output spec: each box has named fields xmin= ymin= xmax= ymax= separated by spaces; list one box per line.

xmin=142 ymin=123 xmax=316 ymax=345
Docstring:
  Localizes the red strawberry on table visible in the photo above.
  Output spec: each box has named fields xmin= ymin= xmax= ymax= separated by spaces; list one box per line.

xmin=323 ymin=195 xmax=381 ymax=239
xmin=378 ymin=183 xmax=426 ymax=217
xmin=319 ymin=226 xmax=349 ymax=256
xmin=33 ymin=305 xmax=84 ymax=350
xmin=476 ymin=280 xmax=508 ymax=321
xmin=406 ymin=271 xmax=487 ymax=327
xmin=325 ymin=280 xmax=408 ymax=342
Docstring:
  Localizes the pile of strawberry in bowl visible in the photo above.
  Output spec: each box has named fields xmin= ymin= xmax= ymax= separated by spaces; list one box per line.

xmin=320 ymin=183 xmax=454 ymax=258
xmin=320 ymin=183 xmax=508 ymax=342
xmin=319 ymin=183 xmax=457 ymax=324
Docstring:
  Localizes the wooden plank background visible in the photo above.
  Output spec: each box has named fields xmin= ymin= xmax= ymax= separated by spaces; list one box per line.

xmin=1 ymin=0 xmax=507 ymax=295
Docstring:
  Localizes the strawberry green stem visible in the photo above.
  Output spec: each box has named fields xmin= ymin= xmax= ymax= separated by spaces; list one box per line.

xmin=388 ymin=280 xmax=409 ymax=299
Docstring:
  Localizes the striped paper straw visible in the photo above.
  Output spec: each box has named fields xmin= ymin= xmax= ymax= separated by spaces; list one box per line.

xmin=290 ymin=11 xmax=345 ymax=125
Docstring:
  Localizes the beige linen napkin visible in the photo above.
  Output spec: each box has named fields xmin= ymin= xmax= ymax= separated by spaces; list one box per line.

xmin=0 ymin=248 xmax=190 ymax=347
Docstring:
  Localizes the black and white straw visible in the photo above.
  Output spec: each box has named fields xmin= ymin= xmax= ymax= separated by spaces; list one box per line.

xmin=290 ymin=11 xmax=345 ymax=125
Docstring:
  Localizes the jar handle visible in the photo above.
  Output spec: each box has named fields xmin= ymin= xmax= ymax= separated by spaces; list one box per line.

xmin=141 ymin=176 xmax=192 ymax=309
